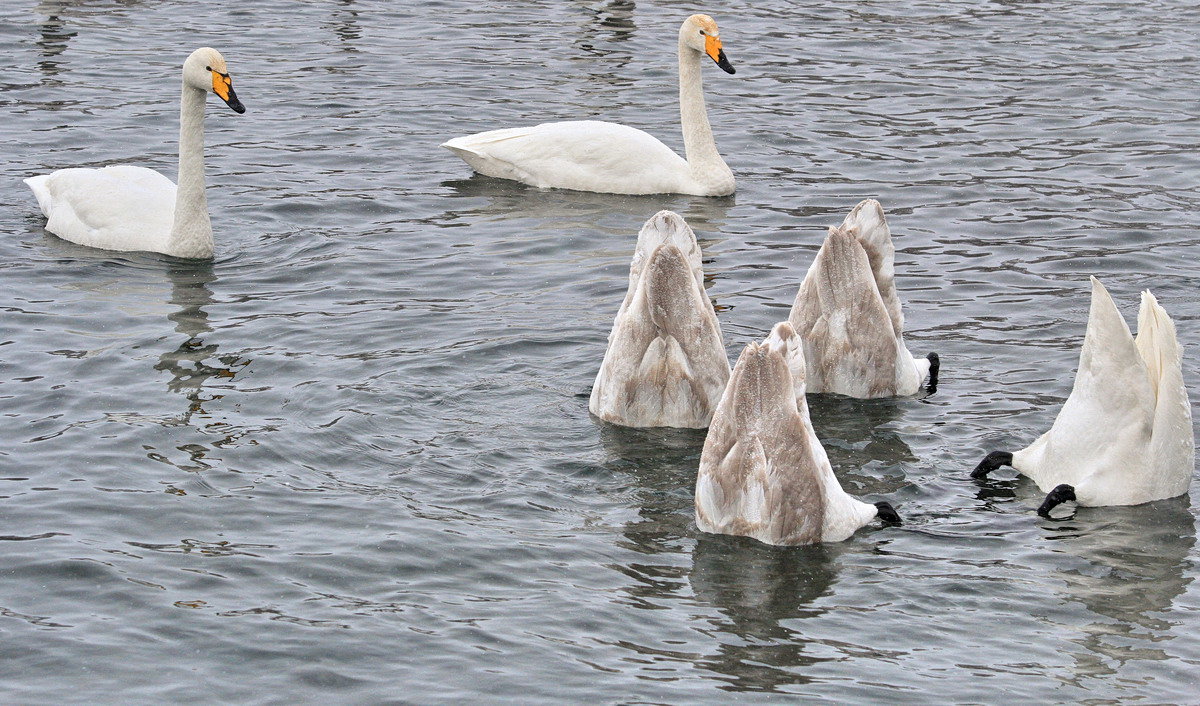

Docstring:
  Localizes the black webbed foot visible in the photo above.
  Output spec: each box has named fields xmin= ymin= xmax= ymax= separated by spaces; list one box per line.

xmin=971 ymin=450 xmax=1014 ymax=479
xmin=1037 ymin=484 xmax=1077 ymax=518
xmin=874 ymin=501 xmax=902 ymax=526
xmin=925 ymin=352 xmax=940 ymax=393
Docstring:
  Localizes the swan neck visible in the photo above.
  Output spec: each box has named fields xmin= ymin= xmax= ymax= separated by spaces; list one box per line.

xmin=677 ymin=38 xmax=731 ymax=187
xmin=170 ymin=83 xmax=214 ymax=258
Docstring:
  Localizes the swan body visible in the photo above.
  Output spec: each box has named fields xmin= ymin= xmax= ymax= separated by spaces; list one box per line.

xmin=25 ymin=47 xmax=245 ymax=259
xmin=973 ymin=277 xmax=1195 ymax=513
xmin=695 ymin=322 xmax=900 ymax=545
xmin=788 ymin=199 xmax=935 ymax=398
xmin=589 ymin=211 xmax=730 ymax=428
xmin=442 ymin=14 xmax=736 ymax=196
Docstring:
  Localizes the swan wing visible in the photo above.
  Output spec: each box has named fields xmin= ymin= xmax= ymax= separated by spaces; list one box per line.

xmin=789 ymin=227 xmax=901 ymax=397
xmin=1015 ymin=277 xmax=1158 ymax=502
xmin=25 ymin=165 xmax=175 ymax=253
xmin=589 ymin=243 xmax=728 ymax=428
xmin=1133 ymin=290 xmax=1195 ymax=500
xmin=696 ymin=341 xmax=827 ymax=545
xmin=442 ymin=120 xmax=692 ymax=195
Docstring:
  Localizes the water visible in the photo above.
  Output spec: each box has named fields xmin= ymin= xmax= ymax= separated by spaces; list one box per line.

xmin=2 ymin=0 xmax=1199 ymax=702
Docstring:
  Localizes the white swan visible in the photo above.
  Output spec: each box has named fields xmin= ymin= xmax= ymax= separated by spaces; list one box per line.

xmin=25 ymin=47 xmax=245 ymax=259
xmin=788 ymin=199 xmax=937 ymax=398
xmin=589 ymin=211 xmax=730 ymax=428
xmin=695 ymin=322 xmax=902 ymax=545
xmin=973 ymin=277 xmax=1195 ymax=516
xmin=441 ymin=14 xmax=736 ymax=196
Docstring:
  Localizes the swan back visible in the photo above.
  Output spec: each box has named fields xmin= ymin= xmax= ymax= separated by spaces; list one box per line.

xmin=695 ymin=335 xmax=880 ymax=545
xmin=1012 ymin=277 xmax=1192 ymax=505
xmin=589 ymin=212 xmax=729 ymax=428
xmin=788 ymin=199 xmax=926 ymax=397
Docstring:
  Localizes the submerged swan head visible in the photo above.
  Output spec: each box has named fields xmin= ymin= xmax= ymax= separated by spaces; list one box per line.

xmin=183 ymin=47 xmax=245 ymax=114
xmin=681 ymin=14 xmax=735 ymax=74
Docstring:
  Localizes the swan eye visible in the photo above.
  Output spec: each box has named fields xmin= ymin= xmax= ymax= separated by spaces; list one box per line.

xmin=205 ymin=66 xmax=211 ymax=71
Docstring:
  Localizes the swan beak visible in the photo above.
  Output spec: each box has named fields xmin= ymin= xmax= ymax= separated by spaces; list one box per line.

xmin=212 ymin=71 xmax=246 ymax=114
xmin=705 ymin=35 xmax=735 ymax=74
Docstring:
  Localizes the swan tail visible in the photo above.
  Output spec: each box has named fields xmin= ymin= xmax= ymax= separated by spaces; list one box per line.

xmin=24 ymin=174 xmax=53 ymax=218
xmin=1135 ymin=290 xmax=1195 ymax=499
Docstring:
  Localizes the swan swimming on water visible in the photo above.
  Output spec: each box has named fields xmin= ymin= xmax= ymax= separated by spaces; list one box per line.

xmin=972 ymin=277 xmax=1195 ymax=517
xmin=788 ymin=199 xmax=938 ymax=398
xmin=25 ymin=47 xmax=245 ymax=259
xmin=442 ymin=14 xmax=737 ymax=196
xmin=589 ymin=211 xmax=730 ymax=428
xmin=695 ymin=322 xmax=902 ymax=545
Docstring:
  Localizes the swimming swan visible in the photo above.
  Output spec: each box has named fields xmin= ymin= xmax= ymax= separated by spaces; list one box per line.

xmin=441 ymin=14 xmax=736 ymax=196
xmin=695 ymin=322 xmax=902 ymax=545
xmin=972 ymin=277 xmax=1194 ymax=516
xmin=589 ymin=211 xmax=730 ymax=428
xmin=25 ymin=47 xmax=245 ymax=259
xmin=788 ymin=199 xmax=938 ymax=398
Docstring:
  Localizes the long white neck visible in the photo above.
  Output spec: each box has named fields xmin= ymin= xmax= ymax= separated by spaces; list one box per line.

xmin=168 ymin=83 xmax=215 ymax=258
xmin=677 ymin=38 xmax=731 ymax=187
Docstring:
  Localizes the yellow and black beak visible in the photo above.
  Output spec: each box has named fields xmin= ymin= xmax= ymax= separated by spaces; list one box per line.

xmin=705 ymin=34 xmax=735 ymax=74
xmin=211 ymin=70 xmax=246 ymax=114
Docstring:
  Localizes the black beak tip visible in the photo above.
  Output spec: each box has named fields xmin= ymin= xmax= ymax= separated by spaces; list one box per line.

xmin=714 ymin=50 xmax=735 ymax=74
xmin=228 ymin=100 xmax=246 ymax=114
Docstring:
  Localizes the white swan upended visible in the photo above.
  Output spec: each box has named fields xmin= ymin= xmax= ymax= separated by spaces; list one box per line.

xmin=972 ymin=277 xmax=1195 ymax=516
xmin=589 ymin=211 xmax=730 ymax=428
xmin=441 ymin=14 xmax=736 ymax=196
xmin=25 ymin=47 xmax=245 ymax=259
xmin=788 ymin=199 xmax=937 ymax=398
xmin=695 ymin=322 xmax=901 ymax=546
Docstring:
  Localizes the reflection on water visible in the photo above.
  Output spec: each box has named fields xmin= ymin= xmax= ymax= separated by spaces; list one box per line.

xmin=325 ymin=0 xmax=361 ymax=52
xmin=574 ymin=0 xmax=636 ymax=91
xmin=154 ymin=262 xmax=246 ymax=425
xmin=689 ymin=534 xmax=836 ymax=691
xmin=34 ymin=2 xmax=76 ymax=81
xmin=1046 ymin=497 xmax=1196 ymax=686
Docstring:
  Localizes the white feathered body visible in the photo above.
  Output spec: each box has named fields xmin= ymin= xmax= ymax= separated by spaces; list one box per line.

xmin=25 ymin=166 xmax=179 ymax=255
xmin=1012 ymin=277 xmax=1195 ymax=506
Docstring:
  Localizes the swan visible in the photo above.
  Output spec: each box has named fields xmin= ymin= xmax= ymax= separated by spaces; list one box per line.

xmin=972 ymin=277 xmax=1195 ymax=516
xmin=589 ymin=210 xmax=730 ymax=428
xmin=788 ymin=199 xmax=938 ymax=398
xmin=441 ymin=14 xmax=736 ymax=196
xmin=25 ymin=47 xmax=245 ymax=259
xmin=695 ymin=321 xmax=902 ymax=545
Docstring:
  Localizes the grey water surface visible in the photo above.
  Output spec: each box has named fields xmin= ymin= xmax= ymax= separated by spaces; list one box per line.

xmin=2 ymin=0 xmax=1199 ymax=702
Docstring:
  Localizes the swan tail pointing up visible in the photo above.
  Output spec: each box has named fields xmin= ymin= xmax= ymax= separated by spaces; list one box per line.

xmin=1134 ymin=290 xmax=1195 ymax=500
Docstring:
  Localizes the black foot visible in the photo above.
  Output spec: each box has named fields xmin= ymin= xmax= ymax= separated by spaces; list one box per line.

xmin=971 ymin=450 xmax=1013 ymax=479
xmin=1037 ymin=484 xmax=1077 ymax=518
xmin=874 ymin=501 xmax=902 ymax=526
xmin=925 ymin=352 xmax=940 ymax=393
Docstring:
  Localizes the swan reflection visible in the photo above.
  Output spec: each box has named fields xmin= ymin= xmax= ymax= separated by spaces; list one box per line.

xmin=1046 ymin=496 xmax=1195 ymax=683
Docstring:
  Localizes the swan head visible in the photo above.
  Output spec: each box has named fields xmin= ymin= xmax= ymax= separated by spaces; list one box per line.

xmin=681 ymin=14 xmax=735 ymax=74
xmin=183 ymin=47 xmax=246 ymax=114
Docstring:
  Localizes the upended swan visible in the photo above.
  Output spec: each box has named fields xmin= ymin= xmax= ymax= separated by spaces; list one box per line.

xmin=695 ymin=321 xmax=902 ymax=545
xmin=789 ymin=199 xmax=938 ymax=398
xmin=589 ymin=211 xmax=730 ymax=428
xmin=25 ymin=47 xmax=245 ymax=259
xmin=441 ymin=14 xmax=736 ymax=196
xmin=972 ymin=277 xmax=1195 ymax=516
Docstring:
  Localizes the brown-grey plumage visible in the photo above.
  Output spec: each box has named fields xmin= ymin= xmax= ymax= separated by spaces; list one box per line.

xmin=590 ymin=211 xmax=729 ymax=428
xmin=788 ymin=199 xmax=931 ymax=398
xmin=695 ymin=325 xmax=886 ymax=545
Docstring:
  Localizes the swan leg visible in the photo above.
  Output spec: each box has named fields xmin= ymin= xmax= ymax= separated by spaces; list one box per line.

xmin=874 ymin=501 xmax=902 ymax=526
xmin=1037 ymin=484 xmax=1077 ymax=518
xmin=926 ymin=352 xmax=940 ymax=392
xmin=971 ymin=450 xmax=1014 ymax=479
